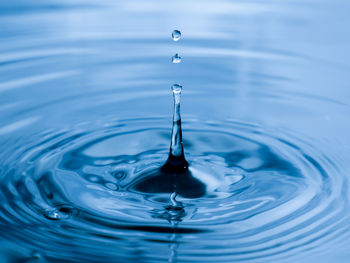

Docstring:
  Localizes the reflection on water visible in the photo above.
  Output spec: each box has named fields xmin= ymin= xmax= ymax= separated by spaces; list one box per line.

xmin=1 ymin=0 xmax=350 ymax=262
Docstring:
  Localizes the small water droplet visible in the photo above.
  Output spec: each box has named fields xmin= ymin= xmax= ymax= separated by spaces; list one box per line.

xmin=44 ymin=206 xmax=74 ymax=220
xmin=172 ymin=53 xmax=182 ymax=63
xmin=172 ymin=30 xmax=181 ymax=41
xmin=171 ymin=84 xmax=182 ymax=94
xmin=45 ymin=210 xmax=60 ymax=220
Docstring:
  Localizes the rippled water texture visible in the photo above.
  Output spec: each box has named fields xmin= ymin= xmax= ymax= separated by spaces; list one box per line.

xmin=1 ymin=0 xmax=350 ymax=262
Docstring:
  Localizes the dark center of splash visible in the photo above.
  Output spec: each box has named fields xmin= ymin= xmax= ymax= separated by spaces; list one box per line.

xmin=131 ymin=84 xmax=206 ymax=198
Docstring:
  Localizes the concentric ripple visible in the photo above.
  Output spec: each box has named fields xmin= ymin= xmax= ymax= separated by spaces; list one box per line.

xmin=1 ymin=0 xmax=350 ymax=262
xmin=0 ymin=117 xmax=348 ymax=262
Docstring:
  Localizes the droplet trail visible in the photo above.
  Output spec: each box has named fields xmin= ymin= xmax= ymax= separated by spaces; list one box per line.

xmin=128 ymin=29 xmax=205 ymax=198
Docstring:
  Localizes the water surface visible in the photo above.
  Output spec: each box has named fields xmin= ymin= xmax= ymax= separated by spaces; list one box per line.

xmin=1 ymin=0 xmax=350 ymax=262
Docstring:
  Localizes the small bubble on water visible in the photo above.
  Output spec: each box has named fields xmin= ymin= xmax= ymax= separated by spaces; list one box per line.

xmin=171 ymin=84 xmax=182 ymax=94
xmin=172 ymin=53 xmax=182 ymax=63
xmin=172 ymin=30 xmax=181 ymax=41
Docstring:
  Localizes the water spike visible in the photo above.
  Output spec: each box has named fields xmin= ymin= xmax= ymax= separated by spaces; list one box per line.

xmin=131 ymin=84 xmax=206 ymax=198
xmin=129 ymin=30 xmax=206 ymax=198
xmin=163 ymin=84 xmax=188 ymax=172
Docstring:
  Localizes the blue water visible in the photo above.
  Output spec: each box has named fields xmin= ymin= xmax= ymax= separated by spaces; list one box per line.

xmin=1 ymin=0 xmax=350 ymax=262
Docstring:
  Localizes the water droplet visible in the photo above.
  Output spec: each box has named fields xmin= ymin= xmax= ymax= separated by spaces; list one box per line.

xmin=172 ymin=53 xmax=182 ymax=63
xmin=44 ymin=205 xmax=74 ymax=220
xmin=171 ymin=84 xmax=182 ymax=94
xmin=44 ymin=210 xmax=60 ymax=220
xmin=172 ymin=30 xmax=181 ymax=41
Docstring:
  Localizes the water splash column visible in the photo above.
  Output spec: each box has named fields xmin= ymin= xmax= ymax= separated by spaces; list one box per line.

xmin=163 ymin=30 xmax=188 ymax=172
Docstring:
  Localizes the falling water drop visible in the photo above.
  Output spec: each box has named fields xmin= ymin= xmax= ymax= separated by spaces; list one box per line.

xmin=172 ymin=53 xmax=182 ymax=63
xmin=172 ymin=30 xmax=181 ymax=41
